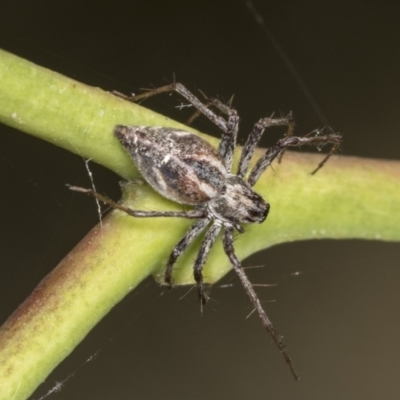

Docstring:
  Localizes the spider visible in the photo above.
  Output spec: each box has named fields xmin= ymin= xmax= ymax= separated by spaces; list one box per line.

xmin=70 ymin=83 xmax=342 ymax=380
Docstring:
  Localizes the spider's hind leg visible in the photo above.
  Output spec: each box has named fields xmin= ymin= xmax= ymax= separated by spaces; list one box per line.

xmin=185 ymin=94 xmax=235 ymax=126
xmin=112 ymin=82 xmax=229 ymax=133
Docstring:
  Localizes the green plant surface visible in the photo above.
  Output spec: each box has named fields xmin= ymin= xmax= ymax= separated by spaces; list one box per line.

xmin=0 ymin=49 xmax=399 ymax=400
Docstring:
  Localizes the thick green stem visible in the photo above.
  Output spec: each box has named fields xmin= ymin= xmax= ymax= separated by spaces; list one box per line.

xmin=0 ymin=49 xmax=399 ymax=400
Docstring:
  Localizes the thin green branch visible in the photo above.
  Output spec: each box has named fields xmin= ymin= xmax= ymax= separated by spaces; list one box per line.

xmin=0 ymin=49 xmax=399 ymax=400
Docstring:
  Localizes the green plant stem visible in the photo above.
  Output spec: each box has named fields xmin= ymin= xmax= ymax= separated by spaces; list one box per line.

xmin=0 ymin=49 xmax=399 ymax=399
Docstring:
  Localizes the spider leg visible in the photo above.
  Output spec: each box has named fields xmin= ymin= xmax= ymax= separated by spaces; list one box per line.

xmin=164 ymin=218 xmax=211 ymax=286
xmin=310 ymin=139 xmax=341 ymax=175
xmin=277 ymin=113 xmax=295 ymax=164
xmin=185 ymin=100 xmax=213 ymax=126
xmin=113 ymin=83 xmax=229 ymax=133
xmin=207 ymin=98 xmax=239 ymax=172
xmin=247 ymin=133 xmax=342 ymax=186
xmin=68 ymin=186 xmax=205 ymax=219
xmin=185 ymin=94 xmax=234 ymax=126
xmin=193 ymin=222 xmax=222 ymax=305
xmin=237 ymin=115 xmax=294 ymax=178
xmin=186 ymin=95 xmax=239 ymax=172
xmin=222 ymin=226 xmax=299 ymax=380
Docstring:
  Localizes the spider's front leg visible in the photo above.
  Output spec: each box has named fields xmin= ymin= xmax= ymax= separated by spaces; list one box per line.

xmin=222 ymin=226 xmax=299 ymax=380
xmin=237 ymin=114 xmax=294 ymax=178
xmin=248 ymin=133 xmax=343 ymax=186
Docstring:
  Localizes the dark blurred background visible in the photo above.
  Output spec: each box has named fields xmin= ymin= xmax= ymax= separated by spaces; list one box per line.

xmin=1 ymin=1 xmax=399 ymax=399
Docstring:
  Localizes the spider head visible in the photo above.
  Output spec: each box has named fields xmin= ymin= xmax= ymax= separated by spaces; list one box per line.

xmin=209 ymin=175 xmax=270 ymax=224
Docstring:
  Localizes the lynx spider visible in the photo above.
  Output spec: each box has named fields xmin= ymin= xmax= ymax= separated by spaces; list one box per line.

xmin=71 ymin=83 xmax=342 ymax=379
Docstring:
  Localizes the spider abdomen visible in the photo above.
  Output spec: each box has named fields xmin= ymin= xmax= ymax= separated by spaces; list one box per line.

xmin=115 ymin=125 xmax=227 ymax=205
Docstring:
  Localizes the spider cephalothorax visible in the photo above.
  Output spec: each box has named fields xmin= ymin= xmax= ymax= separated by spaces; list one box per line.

xmin=72 ymin=83 xmax=342 ymax=379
